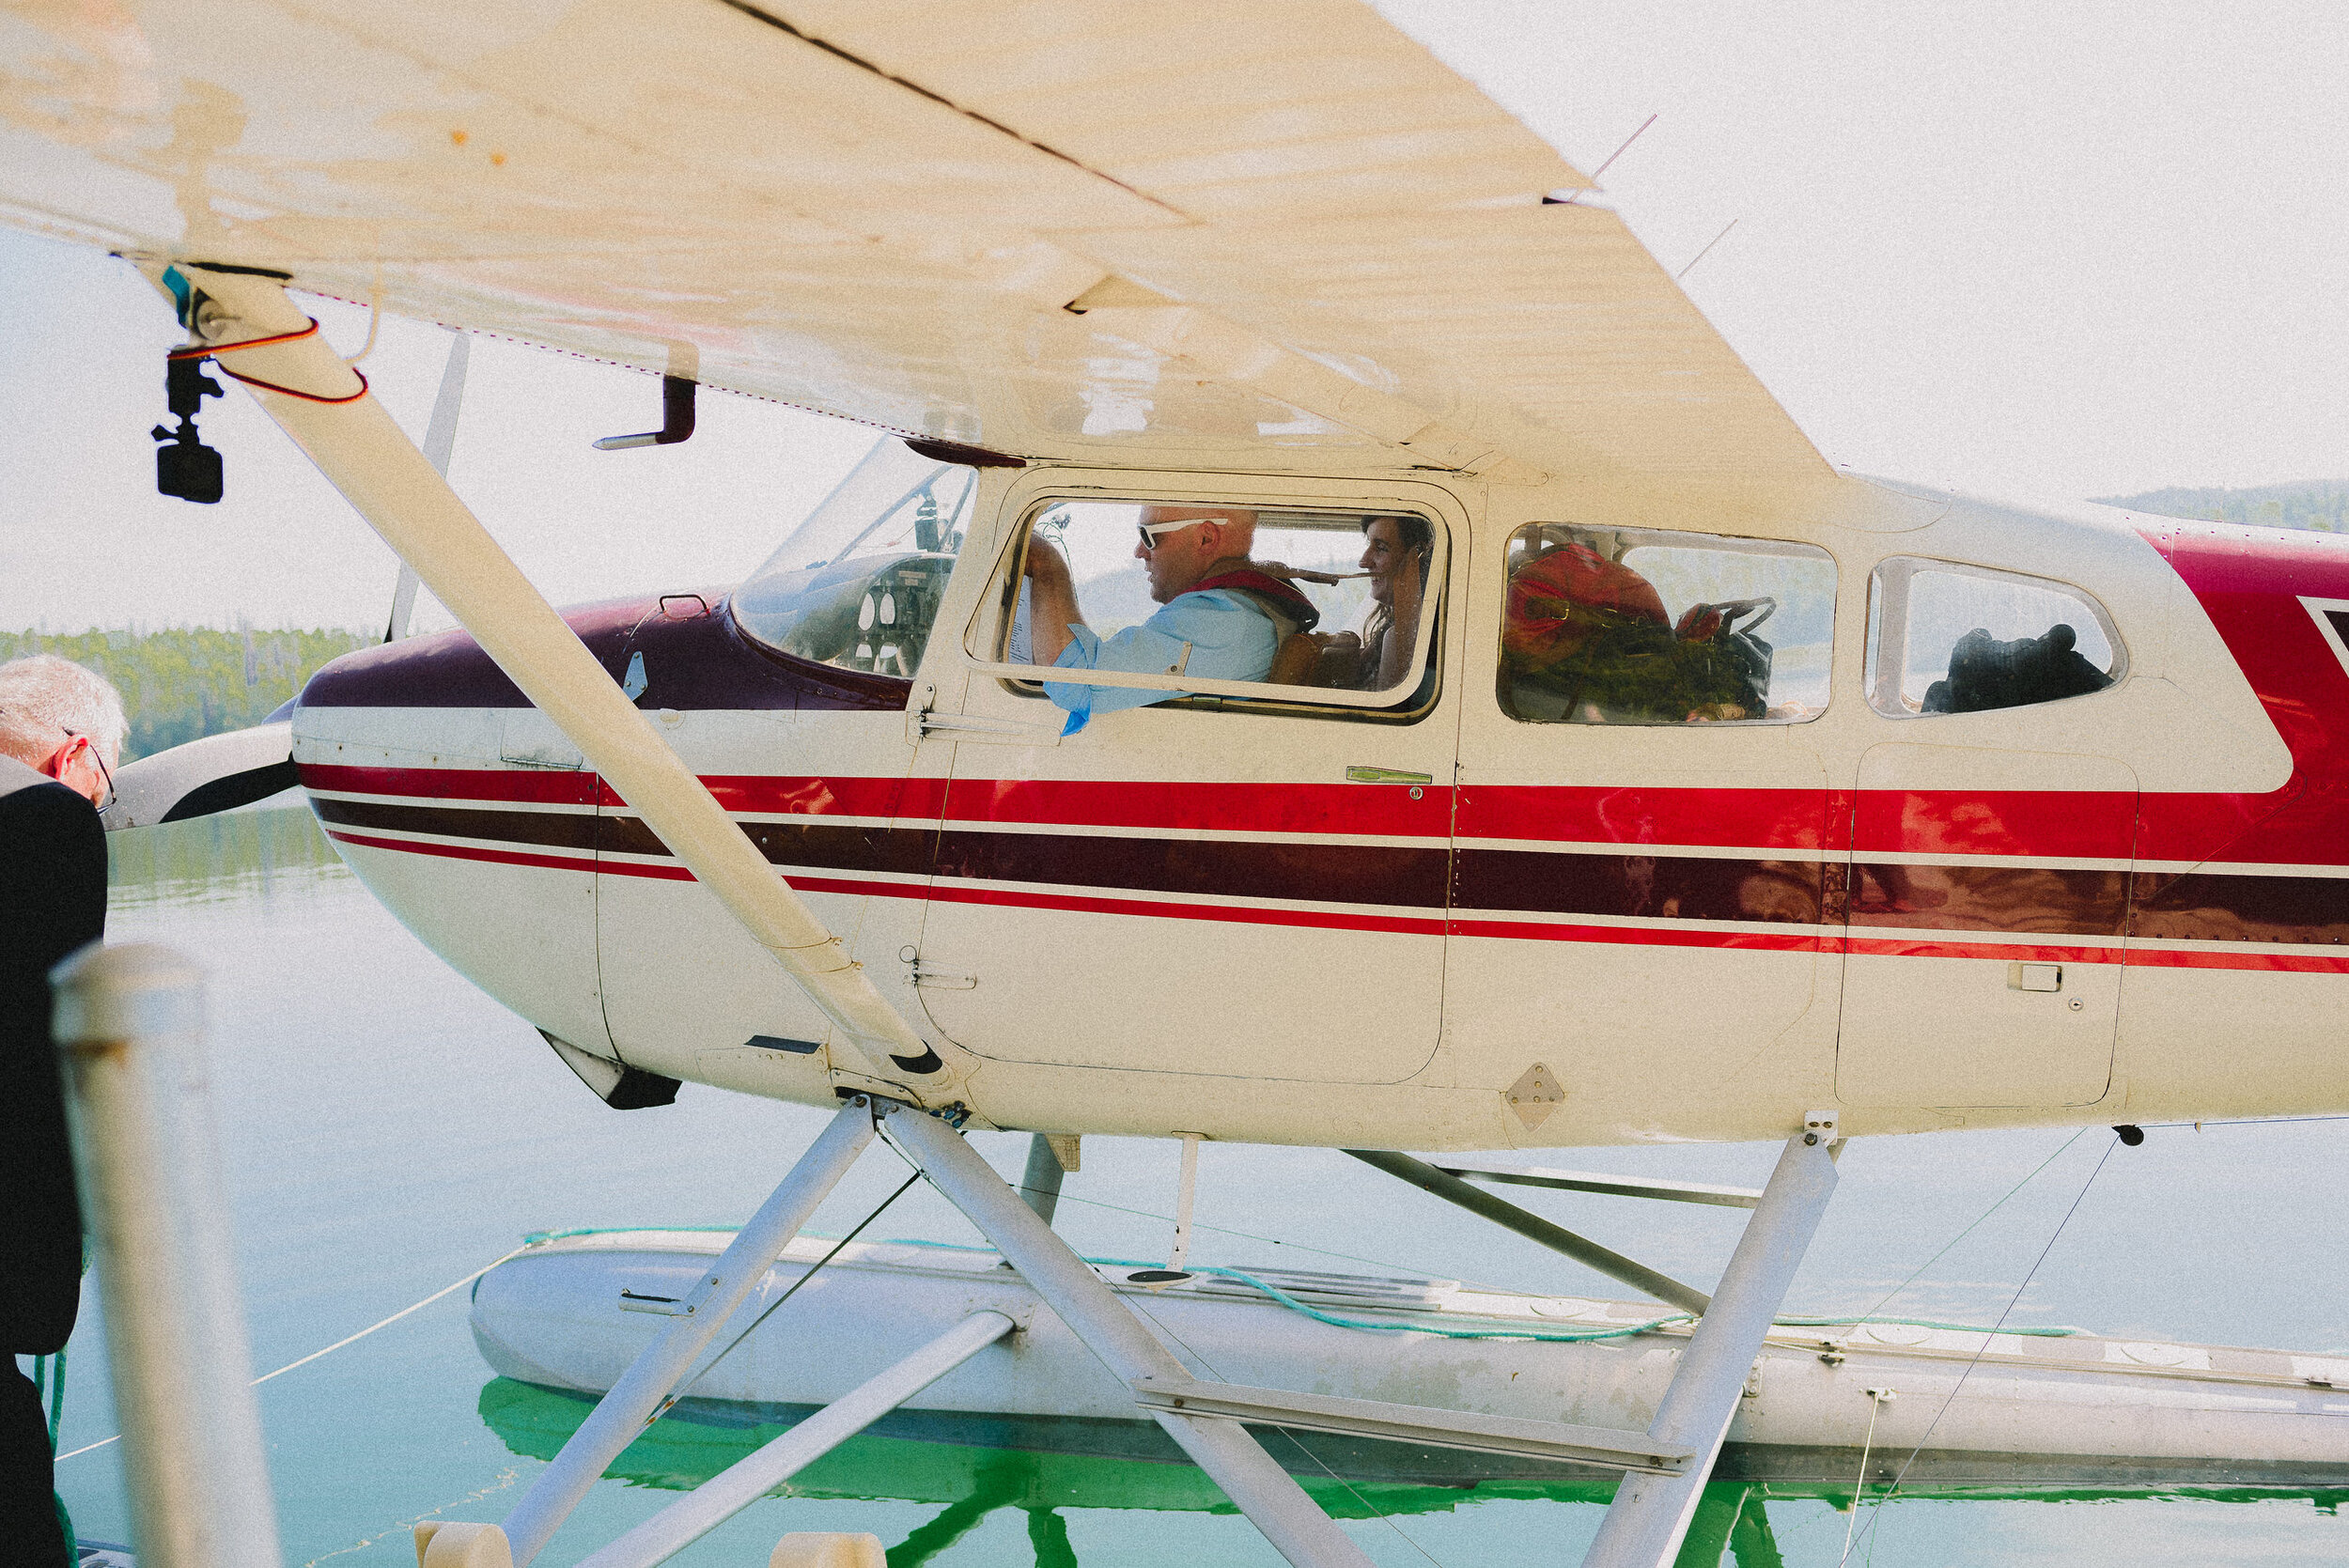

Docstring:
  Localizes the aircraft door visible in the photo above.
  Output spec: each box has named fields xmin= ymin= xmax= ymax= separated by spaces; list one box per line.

xmin=1454 ymin=520 xmax=1843 ymax=1142
xmin=898 ymin=488 xmax=1459 ymax=1086
xmin=1835 ymin=746 xmax=2136 ymax=1107
xmin=1837 ymin=561 xmax=2139 ymax=1108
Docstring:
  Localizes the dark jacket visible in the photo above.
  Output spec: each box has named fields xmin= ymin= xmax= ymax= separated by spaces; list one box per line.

xmin=0 ymin=753 xmax=103 ymax=1353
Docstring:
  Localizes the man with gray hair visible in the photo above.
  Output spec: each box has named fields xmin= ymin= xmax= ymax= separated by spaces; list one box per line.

xmin=0 ymin=654 xmax=126 ymax=809
xmin=1 ymin=653 xmax=125 ymax=1565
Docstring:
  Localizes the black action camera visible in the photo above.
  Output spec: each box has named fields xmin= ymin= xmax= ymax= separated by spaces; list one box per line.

xmin=153 ymin=352 xmax=225 ymax=503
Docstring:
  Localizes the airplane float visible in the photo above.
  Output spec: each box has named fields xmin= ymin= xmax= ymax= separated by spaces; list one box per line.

xmin=8 ymin=3 xmax=2345 ymax=1565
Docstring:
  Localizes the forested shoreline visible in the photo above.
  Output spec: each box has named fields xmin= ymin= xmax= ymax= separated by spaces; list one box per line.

xmin=2102 ymin=481 xmax=2348 ymax=533
xmin=0 ymin=627 xmax=372 ymax=761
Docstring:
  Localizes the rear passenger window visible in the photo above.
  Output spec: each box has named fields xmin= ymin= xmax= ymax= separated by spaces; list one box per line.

xmin=1866 ymin=558 xmax=2123 ymax=718
xmin=1499 ymin=523 xmax=1834 ymax=724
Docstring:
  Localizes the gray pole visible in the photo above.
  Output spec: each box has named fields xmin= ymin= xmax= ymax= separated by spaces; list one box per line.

xmin=1344 ymin=1149 xmax=1711 ymax=1314
xmin=383 ymin=331 xmax=470 ymax=644
xmin=52 ymin=944 xmax=283 ymax=1568
xmin=884 ymin=1108 xmax=1376 ymax=1568
xmin=1580 ymin=1116 xmax=1841 ymax=1568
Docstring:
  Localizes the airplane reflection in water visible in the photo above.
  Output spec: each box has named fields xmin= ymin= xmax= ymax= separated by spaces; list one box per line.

xmin=478 ymin=1377 xmax=2349 ymax=1568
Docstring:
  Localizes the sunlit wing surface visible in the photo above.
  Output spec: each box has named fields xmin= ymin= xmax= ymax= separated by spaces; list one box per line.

xmin=0 ymin=0 xmax=1831 ymax=506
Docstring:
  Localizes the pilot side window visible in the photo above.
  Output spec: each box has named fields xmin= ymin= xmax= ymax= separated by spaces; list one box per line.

xmin=1865 ymin=558 xmax=2123 ymax=718
xmin=966 ymin=498 xmax=1443 ymax=721
xmin=730 ymin=442 xmax=977 ymax=679
xmin=1499 ymin=523 xmax=1834 ymax=724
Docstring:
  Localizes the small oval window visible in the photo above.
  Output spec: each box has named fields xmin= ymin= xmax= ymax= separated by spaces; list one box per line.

xmin=1865 ymin=558 xmax=2123 ymax=718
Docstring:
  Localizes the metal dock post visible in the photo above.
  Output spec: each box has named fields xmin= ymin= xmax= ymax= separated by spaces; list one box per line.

xmin=52 ymin=943 xmax=284 ymax=1568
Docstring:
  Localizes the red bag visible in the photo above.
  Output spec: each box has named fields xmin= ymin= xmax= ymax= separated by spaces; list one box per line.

xmin=1503 ymin=543 xmax=1669 ymax=664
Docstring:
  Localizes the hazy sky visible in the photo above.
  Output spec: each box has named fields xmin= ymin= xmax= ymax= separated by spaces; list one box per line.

xmin=4 ymin=1 xmax=2342 ymax=633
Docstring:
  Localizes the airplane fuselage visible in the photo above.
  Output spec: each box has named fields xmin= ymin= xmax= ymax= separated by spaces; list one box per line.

xmin=289 ymin=469 xmax=2349 ymax=1150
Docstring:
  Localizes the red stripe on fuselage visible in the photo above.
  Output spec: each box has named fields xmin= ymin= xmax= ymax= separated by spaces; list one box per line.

xmin=306 ymin=738 xmax=2347 ymax=875
xmin=303 ymin=764 xmax=599 ymax=806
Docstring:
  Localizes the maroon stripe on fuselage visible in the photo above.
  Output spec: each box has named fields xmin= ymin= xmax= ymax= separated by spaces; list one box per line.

xmin=317 ymin=820 xmax=2349 ymax=969
xmin=313 ymin=797 xmax=599 ymax=852
xmin=599 ymin=813 xmax=934 ymax=879
xmin=1454 ymin=848 xmax=1826 ymax=924
xmin=934 ymin=828 xmax=1449 ymax=909
xmin=303 ymin=768 xmax=2349 ymax=947
xmin=1846 ymin=862 xmax=2131 ymax=938
xmin=2130 ymin=869 xmax=2349 ymax=947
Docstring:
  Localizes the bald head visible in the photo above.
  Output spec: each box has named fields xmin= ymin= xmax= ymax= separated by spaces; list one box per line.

xmin=1135 ymin=505 xmax=1259 ymax=603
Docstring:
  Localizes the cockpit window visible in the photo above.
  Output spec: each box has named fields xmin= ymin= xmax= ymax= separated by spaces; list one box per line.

xmin=964 ymin=497 xmax=1444 ymax=719
xmin=1866 ymin=558 xmax=2123 ymax=718
xmin=732 ymin=442 xmax=975 ymax=678
xmin=1499 ymin=523 xmax=1834 ymax=724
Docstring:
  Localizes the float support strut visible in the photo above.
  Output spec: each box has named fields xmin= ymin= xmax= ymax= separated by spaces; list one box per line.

xmin=572 ymin=1310 xmax=1015 ymax=1568
xmin=499 ymin=1102 xmax=876 ymax=1566
xmin=1344 ymin=1148 xmax=1711 ymax=1314
xmin=883 ymin=1107 xmax=1377 ymax=1568
xmin=1580 ymin=1112 xmax=1841 ymax=1568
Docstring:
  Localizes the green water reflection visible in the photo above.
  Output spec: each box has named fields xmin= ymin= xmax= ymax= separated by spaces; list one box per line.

xmin=479 ymin=1377 xmax=2348 ymax=1568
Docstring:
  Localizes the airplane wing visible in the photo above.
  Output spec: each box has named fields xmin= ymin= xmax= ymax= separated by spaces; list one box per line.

xmin=0 ymin=0 xmax=1832 ymax=508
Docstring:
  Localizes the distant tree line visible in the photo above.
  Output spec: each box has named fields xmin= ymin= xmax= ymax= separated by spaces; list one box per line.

xmin=0 ymin=626 xmax=372 ymax=761
xmin=2101 ymin=481 xmax=2349 ymax=534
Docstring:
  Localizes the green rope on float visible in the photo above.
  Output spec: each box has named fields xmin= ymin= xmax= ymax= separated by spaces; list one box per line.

xmin=1099 ymin=1259 xmax=1696 ymax=1343
xmin=510 ymin=1229 xmax=2086 ymax=1341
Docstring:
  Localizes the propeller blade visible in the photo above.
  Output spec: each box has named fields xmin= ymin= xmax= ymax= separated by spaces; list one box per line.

xmin=106 ymin=720 xmax=296 ymax=831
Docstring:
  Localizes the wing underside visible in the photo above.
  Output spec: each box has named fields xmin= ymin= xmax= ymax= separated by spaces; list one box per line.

xmin=0 ymin=0 xmax=1831 ymax=505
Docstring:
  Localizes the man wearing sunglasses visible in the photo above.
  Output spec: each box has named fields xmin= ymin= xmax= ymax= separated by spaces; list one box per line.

xmin=0 ymin=654 xmax=124 ymax=1568
xmin=1021 ymin=505 xmax=1317 ymax=733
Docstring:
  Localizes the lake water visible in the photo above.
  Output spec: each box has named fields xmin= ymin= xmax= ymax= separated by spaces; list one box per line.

xmin=46 ymin=806 xmax=2349 ymax=1565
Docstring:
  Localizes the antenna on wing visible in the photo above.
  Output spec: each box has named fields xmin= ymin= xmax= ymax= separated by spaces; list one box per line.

xmin=1676 ymin=217 xmax=1741 ymax=281
xmin=1548 ymin=113 xmax=1657 ymax=205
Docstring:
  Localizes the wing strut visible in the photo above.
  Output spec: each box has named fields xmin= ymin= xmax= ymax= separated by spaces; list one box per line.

xmin=156 ymin=264 xmax=963 ymax=1102
xmin=1581 ymin=1112 xmax=1842 ymax=1568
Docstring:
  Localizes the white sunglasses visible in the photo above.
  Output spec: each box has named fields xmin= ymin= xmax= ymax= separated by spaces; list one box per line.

xmin=1137 ymin=516 xmax=1224 ymax=551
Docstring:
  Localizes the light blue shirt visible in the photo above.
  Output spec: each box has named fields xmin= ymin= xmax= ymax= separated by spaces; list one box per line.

xmin=1045 ymin=589 xmax=1281 ymax=734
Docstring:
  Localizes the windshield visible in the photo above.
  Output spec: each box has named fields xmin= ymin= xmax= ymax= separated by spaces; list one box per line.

xmin=732 ymin=439 xmax=976 ymax=679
